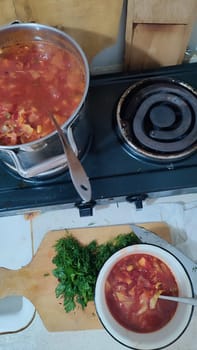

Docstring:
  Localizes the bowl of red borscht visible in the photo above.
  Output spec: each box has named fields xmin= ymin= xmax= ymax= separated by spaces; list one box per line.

xmin=95 ymin=244 xmax=194 ymax=350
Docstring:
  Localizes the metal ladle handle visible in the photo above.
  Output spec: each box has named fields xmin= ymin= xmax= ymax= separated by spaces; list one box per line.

xmin=159 ymin=294 xmax=197 ymax=306
xmin=49 ymin=114 xmax=92 ymax=202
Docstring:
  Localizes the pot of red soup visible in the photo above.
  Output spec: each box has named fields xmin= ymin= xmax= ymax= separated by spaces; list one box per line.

xmin=0 ymin=22 xmax=90 ymax=178
xmin=95 ymin=244 xmax=194 ymax=350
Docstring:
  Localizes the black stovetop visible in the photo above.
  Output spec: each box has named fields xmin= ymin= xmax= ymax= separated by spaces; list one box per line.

xmin=1 ymin=63 xmax=197 ymax=216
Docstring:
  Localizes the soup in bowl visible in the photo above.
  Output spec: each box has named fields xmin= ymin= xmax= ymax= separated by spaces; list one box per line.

xmin=95 ymin=244 xmax=194 ymax=350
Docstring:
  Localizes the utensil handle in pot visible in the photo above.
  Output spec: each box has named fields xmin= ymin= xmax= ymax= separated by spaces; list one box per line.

xmin=49 ymin=114 xmax=92 ymax=203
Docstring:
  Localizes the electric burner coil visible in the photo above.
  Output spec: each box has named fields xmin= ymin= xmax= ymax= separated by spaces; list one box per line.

xmin=116 ymin=77 xmax=197 ymax=163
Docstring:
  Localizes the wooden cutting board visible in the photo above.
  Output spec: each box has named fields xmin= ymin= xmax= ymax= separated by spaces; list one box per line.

xmin=0 ymin=222 xmax=171 ymax=332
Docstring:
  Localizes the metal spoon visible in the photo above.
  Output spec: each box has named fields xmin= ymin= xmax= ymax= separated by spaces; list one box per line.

xmin=159 ymin=295 xmax=197 ymax=306
xmin=49 ymin=114 xmax=92 ymax=202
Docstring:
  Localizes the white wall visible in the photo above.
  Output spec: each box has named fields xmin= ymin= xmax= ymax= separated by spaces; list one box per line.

xmin=90 ymin=0 xmax=126 ymax=75
xmin=189 ymin=21 xmax=197 ymax=51
xmin=186 ymin=21 xmax=197 ymax=63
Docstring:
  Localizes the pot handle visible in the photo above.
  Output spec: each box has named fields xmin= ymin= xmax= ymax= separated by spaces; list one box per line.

xmin=3 ymin=149 xmax=68 ymax=178
xmin=9 ymin=20 xmax=23 ymax=25
xmin=1 ymin=127 xmax=78 ymax=178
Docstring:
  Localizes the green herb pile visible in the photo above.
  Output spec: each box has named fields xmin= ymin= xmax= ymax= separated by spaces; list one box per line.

xmin=52 ymin=231 xmax=140 ymax=313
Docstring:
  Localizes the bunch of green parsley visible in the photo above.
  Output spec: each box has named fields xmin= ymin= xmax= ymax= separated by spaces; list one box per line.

xmin=52 ymin=232 xmax=140 ymax=313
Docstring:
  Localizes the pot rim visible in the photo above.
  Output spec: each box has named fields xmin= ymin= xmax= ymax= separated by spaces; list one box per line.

xmin=0 ymin=22 xmax=90 ymax=149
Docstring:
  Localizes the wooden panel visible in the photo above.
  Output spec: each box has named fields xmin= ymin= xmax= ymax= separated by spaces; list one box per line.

xmin=0 ymin=0 xmax=16 ymax=25
xmin=133 ymin=0 xmax=197 ymax=24
xmin=13 ymin=0 xmax=123 ymax=62
xmin=124 ymin=0 xmax=135 ymax=72
xmin=125 ymin=0 xmax=197 ymax=71
xmin=0 ymin=222 xmax=171 ymax=332
xmin=127 ymin=23 xmax=190 ymax=71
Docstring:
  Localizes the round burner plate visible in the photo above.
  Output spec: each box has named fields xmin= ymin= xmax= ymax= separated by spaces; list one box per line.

xmin=116 ymin=78 xmax=197 ymax=162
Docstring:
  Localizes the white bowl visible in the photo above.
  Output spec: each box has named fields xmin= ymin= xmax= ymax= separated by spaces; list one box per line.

xmin=95 ymin=244 xmax=194 ymax=350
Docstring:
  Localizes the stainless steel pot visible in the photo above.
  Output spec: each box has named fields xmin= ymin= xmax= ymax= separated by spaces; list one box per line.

xmin=0 ymin=22 xmax=90 ymax=178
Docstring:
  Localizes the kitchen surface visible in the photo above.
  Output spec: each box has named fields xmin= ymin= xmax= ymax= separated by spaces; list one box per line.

xmin=0 ymin=193 xmax=197 ymax=350
xmin=0 ymin=1 xmax=196 ymax=349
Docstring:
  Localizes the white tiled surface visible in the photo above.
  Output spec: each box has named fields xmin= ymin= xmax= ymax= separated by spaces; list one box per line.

xmin=0 ymin=215 xmax=32 ymax=269
xmin=0 ymin=216 xmax=35 ymax=334
xmin=0 ymin=193 xmax=197 ymax=349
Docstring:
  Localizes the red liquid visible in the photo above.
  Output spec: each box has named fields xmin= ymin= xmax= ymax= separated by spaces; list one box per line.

xmin=105 ymin=253 xmax=178 ymax=333
xmin=0 ymin=41 xmax=85 ymax=145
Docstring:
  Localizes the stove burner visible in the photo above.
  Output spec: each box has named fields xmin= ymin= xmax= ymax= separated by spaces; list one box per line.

xmin=116 ymin=78 xmax=197 ymax=162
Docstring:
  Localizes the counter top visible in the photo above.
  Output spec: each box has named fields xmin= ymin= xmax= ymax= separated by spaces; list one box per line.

xmin=0 ymin=193 xmax=197 ymax=350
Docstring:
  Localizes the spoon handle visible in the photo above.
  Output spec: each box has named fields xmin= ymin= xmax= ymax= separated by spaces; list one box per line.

xmin=50 ymin=114 xmax=92 ymax=202
xmin=159 ymin=295 xmax=197 ymax=306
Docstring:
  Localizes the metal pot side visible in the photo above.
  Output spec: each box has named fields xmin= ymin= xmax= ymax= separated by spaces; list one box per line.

xmin=0 ymin=22 xmax=90 ymax=178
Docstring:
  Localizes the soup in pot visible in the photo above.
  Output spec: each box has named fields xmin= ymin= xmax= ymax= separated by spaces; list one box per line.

xmin=0 ymin=41 xmax=86 ymax=145
xmin=105 ymin=253 xmax=178 ymax=333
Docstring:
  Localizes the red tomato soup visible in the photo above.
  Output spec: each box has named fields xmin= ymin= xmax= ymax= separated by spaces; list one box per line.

xmin=0 ymin=41 xmax=86 ymax=145
xmin=105 ymin=253 xmax=178 ymax=333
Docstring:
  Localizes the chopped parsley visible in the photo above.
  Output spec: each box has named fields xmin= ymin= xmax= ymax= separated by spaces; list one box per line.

xmin=52 ymin=231 xmax=140 ymax=313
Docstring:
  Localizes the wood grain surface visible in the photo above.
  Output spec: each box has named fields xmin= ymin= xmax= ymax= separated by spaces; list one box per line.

xmin=0 ymin=0 xmax=123 ymax=63
xmin=124 ymin=0 xmax=197 ymax=71
xmin=0 ymin=222 xmax=171 ymax=332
